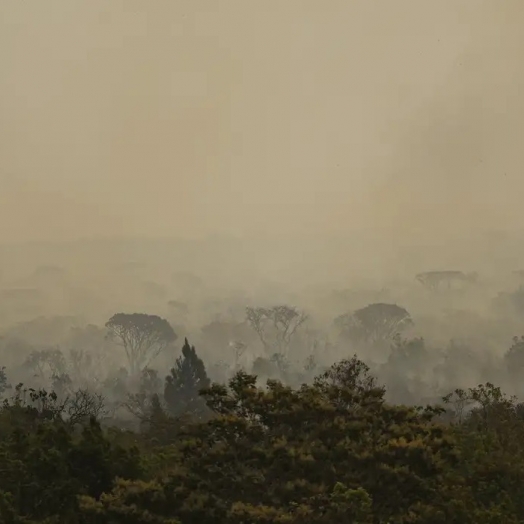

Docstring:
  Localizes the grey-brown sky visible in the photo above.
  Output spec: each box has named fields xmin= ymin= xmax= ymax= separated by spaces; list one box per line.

xmin=1 ymin=0 xmax=523 ymax=244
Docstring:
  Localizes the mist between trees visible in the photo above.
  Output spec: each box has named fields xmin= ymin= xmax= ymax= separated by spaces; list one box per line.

xmin=0 ymin=255 xmax=524 ymax=524
xmin=1 ymin=257 xmax=524 ymax=521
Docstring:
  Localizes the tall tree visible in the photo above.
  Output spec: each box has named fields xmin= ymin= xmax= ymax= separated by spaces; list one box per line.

xmin=164 ymin=338 xmax=210 ymax=419
xmin=245 ymin=305 xmax=308 ymax=356
xmin=105 ymin=313 xmax=177 ymax=375
xmin=335 ymin=303 xmax=412 ymax=346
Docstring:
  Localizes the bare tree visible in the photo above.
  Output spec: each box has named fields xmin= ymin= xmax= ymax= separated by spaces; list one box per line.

xmin=66 ymin=389 xmax=108 ymax=426
xmin=245 ymin=305 xmax=308 ymax=356
xmin=4 ymin=384 xmax=108 ymax=425
xmin=105 ymin=313 xmax=177 ymax=375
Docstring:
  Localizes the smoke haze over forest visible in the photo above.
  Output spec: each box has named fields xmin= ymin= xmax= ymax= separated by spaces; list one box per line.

xmin=1 ymin=0 xmax=523 ymax=253
xmin=5 ymin=5 xmax=524 ymax=521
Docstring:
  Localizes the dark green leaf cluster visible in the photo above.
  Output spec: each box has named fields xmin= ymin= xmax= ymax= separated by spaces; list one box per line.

xmin=2 ymin=350 xmax=524 ymax=523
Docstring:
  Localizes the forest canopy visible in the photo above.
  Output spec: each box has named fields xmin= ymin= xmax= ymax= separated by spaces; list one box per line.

xmin=0 ymin=341 xmax=523 ymax=523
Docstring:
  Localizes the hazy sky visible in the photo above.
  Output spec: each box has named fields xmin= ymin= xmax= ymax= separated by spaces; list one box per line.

xmin=1 ymin=0 xmax=523 ymax=243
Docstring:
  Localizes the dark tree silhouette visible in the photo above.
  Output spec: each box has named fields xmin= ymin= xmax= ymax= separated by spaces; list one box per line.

xmin=335 ymin=303 xmax=413 ymax=345
xmin=105 ymin=313 xmax=177 ymax=375
xmin=314 ymin=355 xmax=381 ymax=395
xmin=164 ymin=338 xmax=210 ymax=418
xmin=0 ymin=366 xmax=9 ymax=396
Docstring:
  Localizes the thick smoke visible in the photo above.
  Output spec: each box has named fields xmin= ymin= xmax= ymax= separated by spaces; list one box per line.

xmin=0 ymin=1 xmax=522 ymax=254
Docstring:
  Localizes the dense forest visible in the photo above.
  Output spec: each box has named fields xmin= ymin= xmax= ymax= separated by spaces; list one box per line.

xmin=2 ymin=0 xmax=523 ymax=520
xmin=1 ymin=249 xmax=524 ymax=522
xmin=1 ymin=340 xmax=524 ymax=523
xmin=2 ymin=287 xmax=524 ymax=522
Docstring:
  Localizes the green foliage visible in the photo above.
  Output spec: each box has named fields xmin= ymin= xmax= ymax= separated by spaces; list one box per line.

xmin=164 ymin=338 xmax=210 ymax=419
xmin=4 ymin=351 xmax=524 ymax=523
xmin=0 ymin=407 xmax=142 ymax=523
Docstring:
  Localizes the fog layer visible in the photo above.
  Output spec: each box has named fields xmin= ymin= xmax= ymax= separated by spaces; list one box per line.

xmin=1 ymin=1 xmax=523 ymax=250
